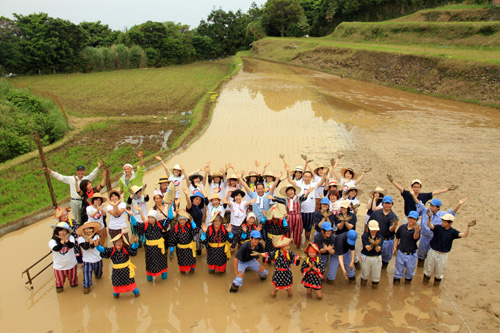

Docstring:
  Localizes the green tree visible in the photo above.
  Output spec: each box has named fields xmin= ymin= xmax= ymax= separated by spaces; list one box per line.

xmin=264 ymin=0 xmax=305 ymax=37
xmin=79 ymin=21 xmax=120 ymax=47
xmin=0 ymin=17 xmax=22 ymax=74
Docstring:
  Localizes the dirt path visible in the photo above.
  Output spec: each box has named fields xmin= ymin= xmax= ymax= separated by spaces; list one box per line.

xmin=1 ymin=58 xmax=499 ymax=332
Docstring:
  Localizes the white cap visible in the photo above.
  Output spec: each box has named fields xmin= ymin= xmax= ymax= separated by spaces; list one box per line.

xmin=441 ymin=213 xmax=455 ymax=222
xmin=147 ymin=209 xmax=159 ymax=221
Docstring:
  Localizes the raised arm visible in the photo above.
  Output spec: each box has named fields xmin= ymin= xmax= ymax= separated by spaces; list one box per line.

xmin=182 ymin=187 xmax=192 ymax=210
xmin=202 ymin=162 xmax=210 ymax=186
xmin=453 ymin=198 xmax=468 ymax=213
xmin=254 ymin=160 xmax=260 ymax=175
xmin=154 ymin=155 xmax=171 ymax=177
xmin=387 ymin=174 xmax=404 ymax=194
xmin=237 ymin=171 xmax=252 ymax=193
xmin=355 ymin=168 xmax=370 ymax=186
xmin=285 ymin=164 xmax=297 ymax=186
xmin=317 ymin=167 xmax=329 ymax=187
xmin=433 ymin=184 xmax=458 ymax=196
xmin=261 ymin=161 xmax=270 ymax=175
xmin=269 ymin=171 xmax=282 ymax=194
xmin=331 ymin=154 xmax=343 ymax=181
xmin=459 ymin=220 xmax=475 ymax=238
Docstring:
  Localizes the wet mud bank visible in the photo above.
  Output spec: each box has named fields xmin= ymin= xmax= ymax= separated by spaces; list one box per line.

xmin=252 ymin=40 xmax=500 ymax=108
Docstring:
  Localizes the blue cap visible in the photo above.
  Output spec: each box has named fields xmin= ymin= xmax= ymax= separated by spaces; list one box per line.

xmin=408 ymin=211 xmax=419 ymax=219
xmin=430 ymin=198 xmax=441 ymax=207
xmin=250 ymin=230 xmax=262 ymax=239
xmin=320 ymin=197 xmax=330 ymax=205
xmin=382 ymin=196 xmax=393 ymax=204
xmin=321 ymin=223 xmax=333 ymax=231
xmin=347 ymin=230 xmax=357 ymax=245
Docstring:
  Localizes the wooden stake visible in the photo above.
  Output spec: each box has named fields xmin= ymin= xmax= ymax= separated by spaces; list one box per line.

xmin=33 ymin=133 xmax=58 ymax=208
xmin=104 ymin=164 xmax=112 ymax=193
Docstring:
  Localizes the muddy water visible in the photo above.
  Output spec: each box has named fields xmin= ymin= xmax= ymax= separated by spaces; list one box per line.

xmin=2 ymin=58 xmax=500 ymax=332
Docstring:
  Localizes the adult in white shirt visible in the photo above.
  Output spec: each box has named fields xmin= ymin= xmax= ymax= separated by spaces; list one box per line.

xmin=330 ymin=154 xmax=370 ymax=195
xmin=86 ymin=193 xmax=107 ymax=246
xmin=106 ymin=190 xmax=128 ymax=242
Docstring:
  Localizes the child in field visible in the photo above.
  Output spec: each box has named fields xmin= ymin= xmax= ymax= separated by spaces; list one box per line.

xmin=49 ymin=222 xmax=78 ymax=293
xmin=261 ymin=204 xmax=290 ymax=254
xmin=86 ymin=193 xmax=108 ymax=246
xmin=127 ymin=185 xmax=149 ymax=245
xmin=132 ymin=209 xmax=170 ymax=282
xmin=97 ymin=233 xmax=140 ymax=298
xmin=201 ymin=214 xmax=233 ymax=273
xmin=224 ymin=188 xmax=255 ymax=253
xmin=107 ymin=190 xmax=128 ymax=242
xmin=169 ymin=210 xmax=199 ymax=273
xmin=236 ymin=212 xmax=263 ymax=245
xmin=330 ymin=154 xmax=370 ymax=195
xmin=301 ymin=242 xmax=325 ymax=299
xmin=54 ymin=206 xmax=82 ymax=263
xmin=76 ymin=221 xmax=103 ymax=294
xmin=206 ymin=193 xmax=226 ymax=225
xmin=207 ymin=170 xmax=226 ymax=197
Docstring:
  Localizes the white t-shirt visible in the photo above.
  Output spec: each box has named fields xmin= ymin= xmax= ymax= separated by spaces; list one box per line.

xmin=206 ymin=204 xmax=225 ymax=225
xmin=314 ymin=175 xmax=325 ymax=198
xmin=189 ymin=183 xmax=204 ymax=195
xmin=131 ymin=195 xmax=147 ymax=222
xmin=86 ymin=205 xmax=104 ymax=229
xmin=230 ymin=201 xmax=247 ymax=227
xmin=106 ymin=202 xmax=128 ymax=230
xmin=340 ymin=178 xmax=356 ymax=194
xmin=49 ymin=236 xmax=78 ymax=270
xmin=78 ymin=234 xmax=101 ymax=263
xmin=300 ymin=182 xmax=317 ymax=213
xmin=168 ymin=174 xmax=185 ymax=199
xmin=346 ymin=197 xmax=360 ymax=207
xmin=209 ymin=181 xmax=226 ymax=198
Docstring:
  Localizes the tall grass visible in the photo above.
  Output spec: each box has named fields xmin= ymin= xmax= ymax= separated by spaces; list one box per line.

xmin=82 ymin=44 xmax=148 ymax=72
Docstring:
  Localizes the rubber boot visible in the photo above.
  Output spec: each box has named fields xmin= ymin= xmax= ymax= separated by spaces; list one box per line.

xmin=417 ymin=258 xmax=425 ymax=267
xmin=360 ymin=278 xmax=368 ymax=287
xmin=113 ymin=293 xmax=120 ymax=299
xmin=371 ymin=281 xmax=379 ymax=289
xmin=260 ymin=275 xmax=268 ymax=281
xmin=348 ymin=276 xmax=356 ymax=284
xmin=190 ymin=267 xmax=195 ymax=273
xmin=83 ymin=287 xmax=91 ymax=294
xmin=147 ymin=275 xmax=153 ymax=282
xmin=393 ymin=278 xmax=401 ymax=286
xmin=133 ymin=288 xmax=140 ymax=297
xmin=208 ymin=269 xmax=215 ymax=274
xmin=56 ymin=287 xmax=64 ymax=293
xmin=434 ymin=278 xmax=442 ymax=287
xmin=405 ymin=278 xmax=412 ymax=285
xmin=423 ymin=274 xmax=431 ymax=285
xmin=196 ymin=249 xmax=202 ymax=256
xmin=161 ymin=272 xmax=168 ymax=280
xmin=355 ymin=261 xmax=361 ymax=270
xmin=326 ymin=279 xmax=334 ymax=284
xmin=229 ymin=283 xmax=239 ymax=293
xmin=382 ymin=261 xmax=389 ymax=269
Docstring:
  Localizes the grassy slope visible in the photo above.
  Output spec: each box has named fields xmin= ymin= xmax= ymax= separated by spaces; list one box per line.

xmin=0 ymin=59 xmax=235 ymax=225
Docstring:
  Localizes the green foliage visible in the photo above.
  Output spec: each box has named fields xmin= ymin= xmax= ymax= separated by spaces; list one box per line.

xmin=264 ymin=0 xmax=305 ymax=37
xmin=0 ymin=79 xmax=68 ymax=162
xmin=82 ymin=44 xmax=147 ymax=72
xmin=79 ymin=21 xmax=121 ymax=47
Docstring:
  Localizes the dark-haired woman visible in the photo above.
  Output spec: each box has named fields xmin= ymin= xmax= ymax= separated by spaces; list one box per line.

xmin=76 ymin=170 xmax=106 ymax=224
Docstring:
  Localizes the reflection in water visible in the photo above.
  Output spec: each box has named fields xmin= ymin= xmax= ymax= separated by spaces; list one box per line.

xmin=4 ymin=57 xmax=499 ymax=332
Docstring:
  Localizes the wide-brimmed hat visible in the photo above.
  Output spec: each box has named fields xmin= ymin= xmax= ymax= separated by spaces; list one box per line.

xmin=76 ymin=221 xmax=102 ymax=236
xmin=111 ymin=232 xmax=130 ymax=245
xmin=272 ymin=235 xmax=292 ymax=248
xmin=340 ymin=168 xmax=358 ymax=180
xmin=314 ymin=164 xmax=325 ymax=175
xmin=304 ymin=242 xmax=320 ymax=254
xmin=227 ymin=173 xmax=238 ymax=180
xmin=368 ymin=220 xmax=380 ymax=231
xmin=279 ymin=183 xmax=301 ymax=197
xmin=50 ymin=221 xmax=73 ymax=232
xmin=209 ymin=213 xmax=224 ymax=224
xmin=369 ymin=187 xmax=385 ymax=197
xmin=266 ymin=203 xmax=286 ymax=220
xmin=328 ymin=179 xmax=339 ymax=186
xmin=346 ymin=185 xmax=363 ymax=197
xmin=208 ymin=193 xmax=221 ymax=202
xmin=190 ymin=192 xmax=205 ymax=208
xmin=130 ymin=185 xmax=144 ymax=194
xmin=230 ymin=189 xmax=246 ymax=199
xmin=87 ymin=193 xmax=107 ymax=204
xmin=156 ymin=177 xmax=171 ymax=185
xmin=166 ymin=182 xmax=176 ymax=203
xmin=189 ymin=172 xmax=204 ymax=183
xmin=294 ymin=166 xmax=304 ymax=173
xmin=262 ymin=172 xmax=276 ymax=180
xmin=172 ymin=164 xmax=182 ymax=172
xmin=108 ymin=189 xmax=121 ymax=200
xmin=177 ymin=209 xmax=192 ymax=221
xmin=208 ymin=171 xmax=224 ymax=183
xmin=53 ymin=207 xmax=74 ymax=220
xmin=244 ymin=171 xmax=260 ymax=182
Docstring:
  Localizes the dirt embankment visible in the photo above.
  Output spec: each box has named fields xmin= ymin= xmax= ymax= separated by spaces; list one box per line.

xmin=252 ymin=41 xmax=500 ymax=107
xmin=389 ymin=7 xmax=500 ymax=22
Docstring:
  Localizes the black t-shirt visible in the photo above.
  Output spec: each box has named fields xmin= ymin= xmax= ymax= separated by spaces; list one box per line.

xmin=333 ymin=212 xmax=357 ymax=235
xmin=430 ymin=225 xmax=460 ymax=253
xmin=396 ymin=224 xmax=420 ymax=254
xmin=334 ymin=233 xmax=355 ymax=256
xmin=370 ymin=209 xmax=398 ymax=239
xmin=313 ymin=231 xmax=336 ymax=248
xmin=366 ymin=198 xmax=383 ymax=216
xmin=401 ymin=190 xmax=433 ymax=216
xmin=187 ymin=204 xmax=203 ymax=225
xmin=313 ymin=211 xmax=334 ymax=233
xmin=361 ymin=232 xmax=384 ymax=256
xmin=235 ymin=241 xmax=265 ymax=262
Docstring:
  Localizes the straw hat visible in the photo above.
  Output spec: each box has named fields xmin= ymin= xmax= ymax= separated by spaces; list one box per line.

xmin=314 ymin=164 xmax=325 ymax=175
xmin=328 ymin=179 xmax=339 ymax=187
xmin=227 ymin=173 xmax=238 ymax=180
xmin=208 ymin=171 xmax=224 ymax=183
xmin=369 ymin=187 xmax=385 ymax=197
xmin=340 ymin=168 xmax=358 ymax=180
xmin=87 ymin=193 xmax=107 ymax=204
xmin=111 ymin=232 xmax=130 ymax=245
xmin=340 ymin=200 xmax=350 ymax=209
xmin=262 ymin=171 xmax=276 ymax=180
xmin=53 ymin=206 xmax=74 ymax=220
xmin=244 ymin=171 xmax=260 ymax=182
xmin=50 ymin=221 xmax=73 ymax=232
xmin=272 ymin=235 xmax=292 ymax=248
xmin=279 ymin=183 xmax=301 ymax=197
xmin=172 ymin=164 xmax=182 ymax=172
xmin=156 ymin=177 xmax=171 ymax=185
xmin=166 ymin=182 xmax=176 ymax=203
xmin=189 ymin=172 xmax=204 ymax=183
xmin=304 ymin=242 xmax=320 ymax=255
xmin=76 ymin=221 xmax=102 ymax=236
xmin=266 ymin=203 xmax=286 ymax=220
xmin=177 ymin=209 xmax=192 ymax=221
xmin=108 ymin=189 xmax=121 ymax=200
xmin=346 ymin=185 xmax=363 ymax=196
xmin=130 ymin=185 xmax=144 ymax=194
xmin=209 ymin=213 xmax=224 ymax=224
xmin=208 ymin=193 xmax=221 ymax=202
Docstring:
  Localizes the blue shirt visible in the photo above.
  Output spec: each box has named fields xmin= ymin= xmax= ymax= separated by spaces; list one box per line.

xmin=248 ymin=190 xmax=271 ymax=221
xmin=416 ymin=202 xmax=455 ymax=239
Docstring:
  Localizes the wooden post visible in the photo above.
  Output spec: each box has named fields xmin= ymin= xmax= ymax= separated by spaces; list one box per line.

xmin=33 ymin=133 xmax=58 ymax=208
xmin=104 ymin=164 xmax=112 ymax=193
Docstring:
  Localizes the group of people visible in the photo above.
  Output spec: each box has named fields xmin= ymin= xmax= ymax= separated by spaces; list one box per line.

xmin=46 ymin=153 xmax=475 ymax=299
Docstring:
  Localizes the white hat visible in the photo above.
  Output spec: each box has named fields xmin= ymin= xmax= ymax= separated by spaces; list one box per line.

xmin=441 ymin=213 xmax=455 ymax=222
xmin=340 ymin=200 xmax=350 ymax=209
xmin=368 ymin=220 xmax=380 ymax=231
xmin=147 ymin=209 xmax=159 ymax=221
xmin=172 ymin=164 xmax=182 ymax=171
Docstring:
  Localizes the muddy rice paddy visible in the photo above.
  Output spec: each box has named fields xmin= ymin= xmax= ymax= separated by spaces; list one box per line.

xmin=1 ymin=58 xmax=499 ymax=332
